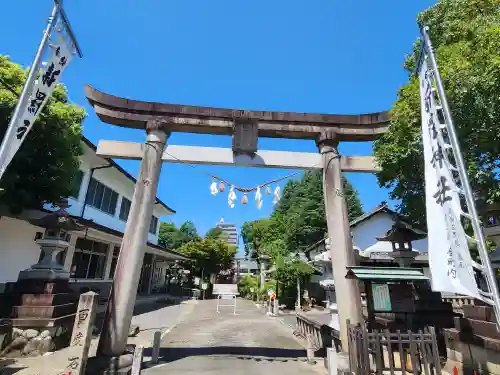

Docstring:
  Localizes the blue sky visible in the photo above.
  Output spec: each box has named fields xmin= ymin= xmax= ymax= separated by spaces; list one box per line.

xmin=1 ymin=0 xmax=435 ymax=250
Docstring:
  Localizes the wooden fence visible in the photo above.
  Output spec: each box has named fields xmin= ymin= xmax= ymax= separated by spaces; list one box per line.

xmin=347 ymin=321 xmax=442 ymax=375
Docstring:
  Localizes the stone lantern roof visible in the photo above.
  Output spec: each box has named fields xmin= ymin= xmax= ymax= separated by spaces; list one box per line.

xmin=376 ymin=219 xmax=426 ymax=243
xmin=29 ymin=198 xmax=84 ymax=232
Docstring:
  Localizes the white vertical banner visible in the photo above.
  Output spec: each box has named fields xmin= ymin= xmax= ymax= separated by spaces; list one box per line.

xmin=0 ymin=33 xmax=74 ymax=179
xmin=419 ymin=56 xmax=480 ymax=298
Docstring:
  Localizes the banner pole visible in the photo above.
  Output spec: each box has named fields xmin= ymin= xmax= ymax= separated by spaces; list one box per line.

xmin=421 ymin=25 xmax=500 ymax=327
xmin=0 ymin=1 xmax=60 ymax=181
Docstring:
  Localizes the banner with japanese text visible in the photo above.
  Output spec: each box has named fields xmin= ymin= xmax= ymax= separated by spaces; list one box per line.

xmin=419 ymin=56 xmax=480 ymax=298
xmin=0 ymin=35 xmax=74 ymax=179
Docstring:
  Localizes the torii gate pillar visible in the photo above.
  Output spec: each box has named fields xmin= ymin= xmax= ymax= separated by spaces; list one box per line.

xmin=97 ymin=120 xmax=169 ymax=358
xmin=317 ymin=131 xmax=362 ymax=350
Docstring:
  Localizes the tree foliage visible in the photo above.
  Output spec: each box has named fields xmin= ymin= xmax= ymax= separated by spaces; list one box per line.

xmin=274 ymin=253 xmax=316 ymax=284
xmin=179 ymin=221 xmax=200 ymax=241
xmin=237 ymin=274 xmax=258 ymax=298
xmin=177 ymin=238 xmax=236 ymax=276
xmin=158 ymin=220 xmax=236 ymax=277
xmin=0 ymin=55 xmax=85 ymax=213
xmin=373 ymin=0 xmax=500 ymax=226
xmin=205 ymin=226 xmax=227 ymax=241
xmin=242 ymin=170 xmax=363 ymax=260
xmin=158 ymin=220 xmax=201 ymax=250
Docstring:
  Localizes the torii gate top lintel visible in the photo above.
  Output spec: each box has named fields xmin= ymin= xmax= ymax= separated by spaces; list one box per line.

xmin=85 ymin=85 xmax=389 ymax=142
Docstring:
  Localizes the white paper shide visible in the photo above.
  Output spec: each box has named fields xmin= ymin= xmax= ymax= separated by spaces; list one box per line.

xmin=0 ymin=34 xmax=74 ymax=178
xmin=419 ymin=57 xmax=479 ymax=298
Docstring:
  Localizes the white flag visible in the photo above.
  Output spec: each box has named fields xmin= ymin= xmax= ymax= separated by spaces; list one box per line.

xmin=210 ymin=181 xmax=218 ymax=196
xmin=255 ymin=187 xmax=262 ymax=209
xmin=0 ymin=35 xmax=74 ymax=179
xmin=228 ymin=186 xmax=236 ymax=208
xmin=273 ymin=186 xmax=281 ymax=205
xmin=419 ymin=57 xmax=480 ymax=298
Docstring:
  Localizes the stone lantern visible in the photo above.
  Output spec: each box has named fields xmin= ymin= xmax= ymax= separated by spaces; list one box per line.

xmin=258 ymin=254 xmax=270 ymax=294
xmin=376 ymin=219 xmax=426 ymax=268
xmin=19 ymin=198 xmax=83 ymax=282
xmin=3 ymin=199 xmax=83 ymax=358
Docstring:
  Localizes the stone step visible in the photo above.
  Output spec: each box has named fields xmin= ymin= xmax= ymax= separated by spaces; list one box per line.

xmin=454 ymin=316 xmax=500 ymax=340
xmin=12 ymin=303 xmax=77 ymax=319
xmin=21 ymin=293 xmax=78 ymax=307
xmin=463 ymin=305 xmax=495 ymax=322
xmin=10 ymin=313 xmax=76 ymax=328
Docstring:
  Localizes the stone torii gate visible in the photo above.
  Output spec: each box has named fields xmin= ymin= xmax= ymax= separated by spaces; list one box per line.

xmin=85 ymin=85 xmax=389 ymax=359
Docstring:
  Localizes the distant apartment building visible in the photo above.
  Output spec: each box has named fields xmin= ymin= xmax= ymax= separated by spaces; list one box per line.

xmin=216 ymin=218 xmax=238 ymax=246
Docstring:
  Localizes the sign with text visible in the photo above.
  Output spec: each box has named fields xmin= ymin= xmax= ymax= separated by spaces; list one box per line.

xmin=419 ymin=57 xmax=479 ymax=298
xmin=57 ymin=291 xmax=97 ymax=375
xmin=213 ymin=283 xmax=238 ymax=296
xmin=371 ymin=284 xmax=391 ymax=312
xmin=0 ymin=33 xmax=74 ymax=180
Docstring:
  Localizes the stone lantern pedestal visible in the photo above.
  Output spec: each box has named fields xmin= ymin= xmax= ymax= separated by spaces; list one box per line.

xmin=0 ymin=200 xmax=82 ymax=357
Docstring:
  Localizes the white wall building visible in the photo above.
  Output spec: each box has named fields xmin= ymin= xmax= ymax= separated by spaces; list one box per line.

xmin=303 ymin=203 xmax=431 ymax=306
xmin=0 ymin=137 xmax=188 ymax=296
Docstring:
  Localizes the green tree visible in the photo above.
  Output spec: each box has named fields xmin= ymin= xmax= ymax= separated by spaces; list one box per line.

xmin=0 ymin=55 xmax=85 ymax=213
xmin=237 ymin=274 xmax=258 ymax=299
xmin=158 ymin=222 xmax=183 ymax=249
xmin=241 ymin=221 xmax=255 ymax=257
xmin=177 ymin=238 xmax=237 ymax=276
xmin=373 ymin=0 xmax=500 ymax=226
xmin=158 ymin=220 xmax=202 ymax=250
xmin=179 ymin=221 xmax=200 ymax=242
xmin=205 ymin=226 xmax=227 ymax=241
xmin=242 ymin=170 xmax=363 ymax=258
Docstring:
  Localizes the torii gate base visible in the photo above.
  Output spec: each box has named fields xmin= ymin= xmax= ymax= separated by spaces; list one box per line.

xmin=84 ymin=85 xmax=388 ymax=371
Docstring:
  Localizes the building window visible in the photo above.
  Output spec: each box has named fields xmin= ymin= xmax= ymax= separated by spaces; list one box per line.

xmin=109 ymin=245 xmax=121 ymax=279
xmin=70 ymin=170 xmax=84 ymax=199
xmin=119 ymin=197 xmax=132 ymax=221
xmin=85 ymin=178 xmax=118 ymax=215
xmin=149 ymin=216 xmax=159 ymax=235
xmin=71 ymin=238 xmax=108 ymax=279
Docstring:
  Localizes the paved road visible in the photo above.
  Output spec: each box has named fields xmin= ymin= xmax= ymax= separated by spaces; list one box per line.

xmin=143 ymin=299 xmax=325 ymax=375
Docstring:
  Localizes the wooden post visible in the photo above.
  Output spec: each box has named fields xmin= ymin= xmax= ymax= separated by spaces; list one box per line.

xmin=97 ymin=121 xmax=169 ymax=357
xmin=62 ymin=291 xmax=98 ymax=375
xmin=317 ymin=131 xmax=363 ymax=352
